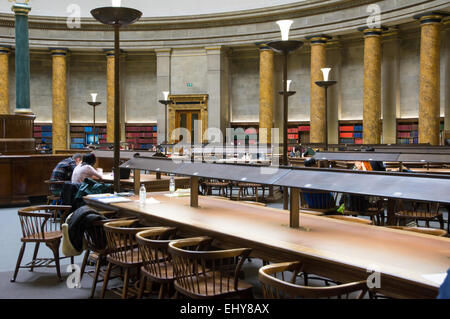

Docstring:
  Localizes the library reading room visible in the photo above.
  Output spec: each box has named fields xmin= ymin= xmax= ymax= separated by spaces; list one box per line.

xmin=0 ymin=0 xmax=449 ymax=307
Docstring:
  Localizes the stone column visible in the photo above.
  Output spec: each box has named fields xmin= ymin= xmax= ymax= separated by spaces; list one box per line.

xmin=0 ymin=46 xmax=11 ymax=114
xmin=206 ymin=46 xmax=229 ymax=142
xmin=51 ymin=48 xmax=68 ymax=152
xmin=306 ymin=35 xmax=331 ymax=144
xmin=12 ymin=2 xmax=32 ymax=114
xmin=359 ymin=27 xmax=387 ymax=144
xmin=414 ymin=12 xmax=448 ymax=145
xmin=257 ymin=44 xmax=274 ymax=144
xmin=106 ymin=50 xmax=115 ymax=143
xmin=155 ymin=48 xmax=171 ymax=145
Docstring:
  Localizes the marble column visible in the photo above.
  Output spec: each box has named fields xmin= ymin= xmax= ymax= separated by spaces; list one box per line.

xmin=106 ymin=50 xmax=115 ymax=143
xmin=306 ymin=35 xmax=331 ymax=144
xmin=51 ymin=48 xmax=68 ymax=152
xmin=257 ymin=44 xmax=274 ymax=144
xmin=12 ymin=2 xmax=32 ymax=114
xmin=359 ymin=27 xmax=387 ymax=144
xmin=0 ymin=46 xmax=11 ymax=114
xmin=444 ymin=21 xmax=450 ymax=132
xmin=414 ymin=12 xmax=448 ymax=145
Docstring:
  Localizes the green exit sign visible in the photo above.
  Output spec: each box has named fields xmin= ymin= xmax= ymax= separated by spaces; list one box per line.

xmin=186 ymin=82 xmax=193 ymax=87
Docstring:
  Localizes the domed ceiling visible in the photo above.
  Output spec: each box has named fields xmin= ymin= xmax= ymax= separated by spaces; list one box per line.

xmin=1 ymin=0 xmax=305 ymax=17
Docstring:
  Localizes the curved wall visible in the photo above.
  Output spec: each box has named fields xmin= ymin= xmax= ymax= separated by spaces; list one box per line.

xmin=0 ymin=0 xmax=448 ymax=144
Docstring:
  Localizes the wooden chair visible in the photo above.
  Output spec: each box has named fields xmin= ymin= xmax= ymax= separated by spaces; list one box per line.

xmin=259 ymin=261 xmax=371 ymax=299
xmin=202 ymin=179 xmax=230 ymax=197
xmin=11 ymin=205 xmax=73 ymax=282
xmin=44 ymin=180 xmax=66 ymax=205
xmin=394 ymin=200 xmax=445 ymax=230
xmin=299 ymin=190 xmax=336 ymax=215
xmin=340 ymin=194 xmax=384 ymax=226
xmin=81 ymin=211 xmax=129 ymax=298
xmin=237 ymin=183 xmax=263 ymax=202
xmin=326 ymin=215 xmax=373 ymax=225
xmin=136 ymin=227 xmax=178 ymax=299
xmin=386 ymin=226 xmax=447 ymax=237
xmin=168 ymin=237 xmax=254 ymax=299
xmin=100 ymin=219 xmax=153 ymax=299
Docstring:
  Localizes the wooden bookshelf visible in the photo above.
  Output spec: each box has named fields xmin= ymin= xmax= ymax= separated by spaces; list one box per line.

xmin=229 ymin=122 xmax=258 ymax=146
xmin=125 ymin=123 xmax=157 ymax=150
xmin=33 ymin=123 xmax=52 ymax=151
xmin=70 ymin=123 xmax=107 ymax=149
xmin=339 ymin=120 xmax=363 ymax=145
xmin=288 ymin=122 xmax=310 ymax=151
xmin=396 ymin=118 xmax=444 ymax=144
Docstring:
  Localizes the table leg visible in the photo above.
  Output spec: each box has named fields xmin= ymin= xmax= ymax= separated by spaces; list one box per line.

xmin=290 ymin=188 xmax=299 ymax=228
xmin=191 ymin=176 xmax=198 ymax=208
xmin=386 ymin=198 xmax=396 ymax=226
xmin=134 ymin=169 xmax=141 ymax=195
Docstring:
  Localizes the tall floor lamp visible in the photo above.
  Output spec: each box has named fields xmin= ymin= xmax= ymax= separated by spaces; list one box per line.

xmin=315 ymin=68 xmax=337 ymax=151
xmin=159 ymin=91 xmax=173 ymax=155
xmin=87 ymin=93 xmax=101 ymax=145
xmin=91 ymin=1 xmax=142 ymax=193
xmin=267 ymin=20 xmax=304 ymax=210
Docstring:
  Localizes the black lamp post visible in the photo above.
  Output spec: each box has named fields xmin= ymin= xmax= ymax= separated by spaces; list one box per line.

xmin=87 ymin=93 xmax=101 ymax=145
xmin=315 ymin=68 xmax=337 ymax=151
xmin=158 ymin=92 xmax=173 ymax=156
xmin=267 ymin=20 xmax=303 ymax=210
xmin=91 ymin=4 xmax=142 ymax=193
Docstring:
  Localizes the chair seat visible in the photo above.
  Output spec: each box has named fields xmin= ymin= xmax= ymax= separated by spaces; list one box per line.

xmin=174 ymin=271 xmax=253 ymax=299
xmin=141 ymin=263 xmax=175 ymax=283
xmin=22 ymin=230 xmax=62 ymax=242
xmin=107 ymin=248 xmax=143 ymax=267
xmin=395 ymin=211 xmax=442 ymax=219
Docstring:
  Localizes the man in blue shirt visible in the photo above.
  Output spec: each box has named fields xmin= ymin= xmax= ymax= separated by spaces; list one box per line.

xmin=49 ymin=154 xmax=82 ymax=195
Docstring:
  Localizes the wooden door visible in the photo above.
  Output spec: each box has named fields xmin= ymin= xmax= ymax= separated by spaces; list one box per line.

xmin=175 ymin=110 xmax=201 ymax=144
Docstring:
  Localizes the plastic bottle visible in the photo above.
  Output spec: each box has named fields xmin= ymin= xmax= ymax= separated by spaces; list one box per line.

xmin=139 ymin=184 xmax=146 ymax=204
xmin=169 ymin=176 xmax=175 ymax=194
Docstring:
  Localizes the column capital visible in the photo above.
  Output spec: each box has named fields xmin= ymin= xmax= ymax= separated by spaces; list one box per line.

xmin=49 ymin=48 xmax=68 ymax=56
xmin=104 ymin=49 xmax=125 ymax=57
xmin=154 ymin=48 xmax=172 ymax=57
xmin=305 ymin=34 xmax=332 ymax=45
xmin=0 ymin=46 xmax=11 ymax=55
xmin=414 ymin=11 xmax=449 ymax=25
xmin=255 ymin=42 xmax=273 ymax=51
xmin=358 ymin=26 xmax=389 ymax=37
xmin=12 ymin=3 xmax=31 ymax=16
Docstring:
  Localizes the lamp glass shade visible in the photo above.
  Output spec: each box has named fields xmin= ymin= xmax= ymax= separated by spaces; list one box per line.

xmin=91 ymin=93 xmax=98 ymax=103
xmin=321 ymin=68 xmax=331 ymax=81
xmin=286 ymin=80 xmax=292 ymax=92
xmin=163 ymin=91 xmax=170 ymax=101
xmin=112 ymin=0 xmax=121 ymax=7
xmin=276 ymin=20 xmax=294 ymax=41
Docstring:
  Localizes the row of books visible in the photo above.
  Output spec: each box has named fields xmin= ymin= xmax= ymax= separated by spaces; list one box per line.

xmin=127 ymin=138 xmax=157 ymax=144
xmin=398 ymin=131 xmax=418 ymax=138
xmin=397 ymin=124 xmax=419 ymax=131
xmin=398 ymin=138 xmax=419 ymax=144
xmin=126 ymin=132 xmax=157 ymax=138
xmin=34 ymin=125 xmax=52 ymax=132
xmin=339 ymin=132 xmax=363 ymax=138
xmin=340 ymin=125 xmax=363 ymax=132
xmin=127 ymin=126 xmax=157 ymax=132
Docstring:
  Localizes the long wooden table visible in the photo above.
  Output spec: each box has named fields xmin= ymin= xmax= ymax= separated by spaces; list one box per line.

xmin=99 ymin=173 xmax=190 ymax=193
xmin=85 ymin=193 xmax=450 ymax=299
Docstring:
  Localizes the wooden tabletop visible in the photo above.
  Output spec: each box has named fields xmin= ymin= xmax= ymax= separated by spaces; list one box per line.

xmin=100 ymin=173 xmax=189 ymax=184
xmin=84 ymin=194 xmax=450 ymax=298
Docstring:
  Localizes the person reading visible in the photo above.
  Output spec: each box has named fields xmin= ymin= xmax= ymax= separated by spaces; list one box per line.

xmin=71 ymin=153 xmax=102 ymax=184
xmin=49 ymin=153 xmax=82 ymax=195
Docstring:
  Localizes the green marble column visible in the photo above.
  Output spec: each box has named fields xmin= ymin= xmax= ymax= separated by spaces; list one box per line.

xmin=12 ymin=2 xmax=32 ymax=114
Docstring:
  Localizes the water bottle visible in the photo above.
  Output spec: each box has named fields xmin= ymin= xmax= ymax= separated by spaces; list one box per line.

xmin=169 ymin=176 xmax=175 ymax=194
xmin=139 ymin=184 xmax=146 ymax=204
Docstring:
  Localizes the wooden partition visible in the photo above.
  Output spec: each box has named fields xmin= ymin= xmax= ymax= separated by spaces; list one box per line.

xmin=0 ymin=154 xmax=67 ymax=205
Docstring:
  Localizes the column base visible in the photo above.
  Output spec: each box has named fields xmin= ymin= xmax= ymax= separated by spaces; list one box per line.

xmin=14 ymin=108 xmax=34 ymax=115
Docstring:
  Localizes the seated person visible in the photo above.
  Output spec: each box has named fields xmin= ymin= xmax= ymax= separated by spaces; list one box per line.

xmin=303 ymin=147 xmax=316 ymax=157
xmin=303 ymin=158 xmax=335 ymax=211
xmin=152 ymin=145 xmax=167 ymax=158
xmin=50 ymin=153 xmax=83 ymax=195
xmin=71 ymin=153 xmax=102 ymax=184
